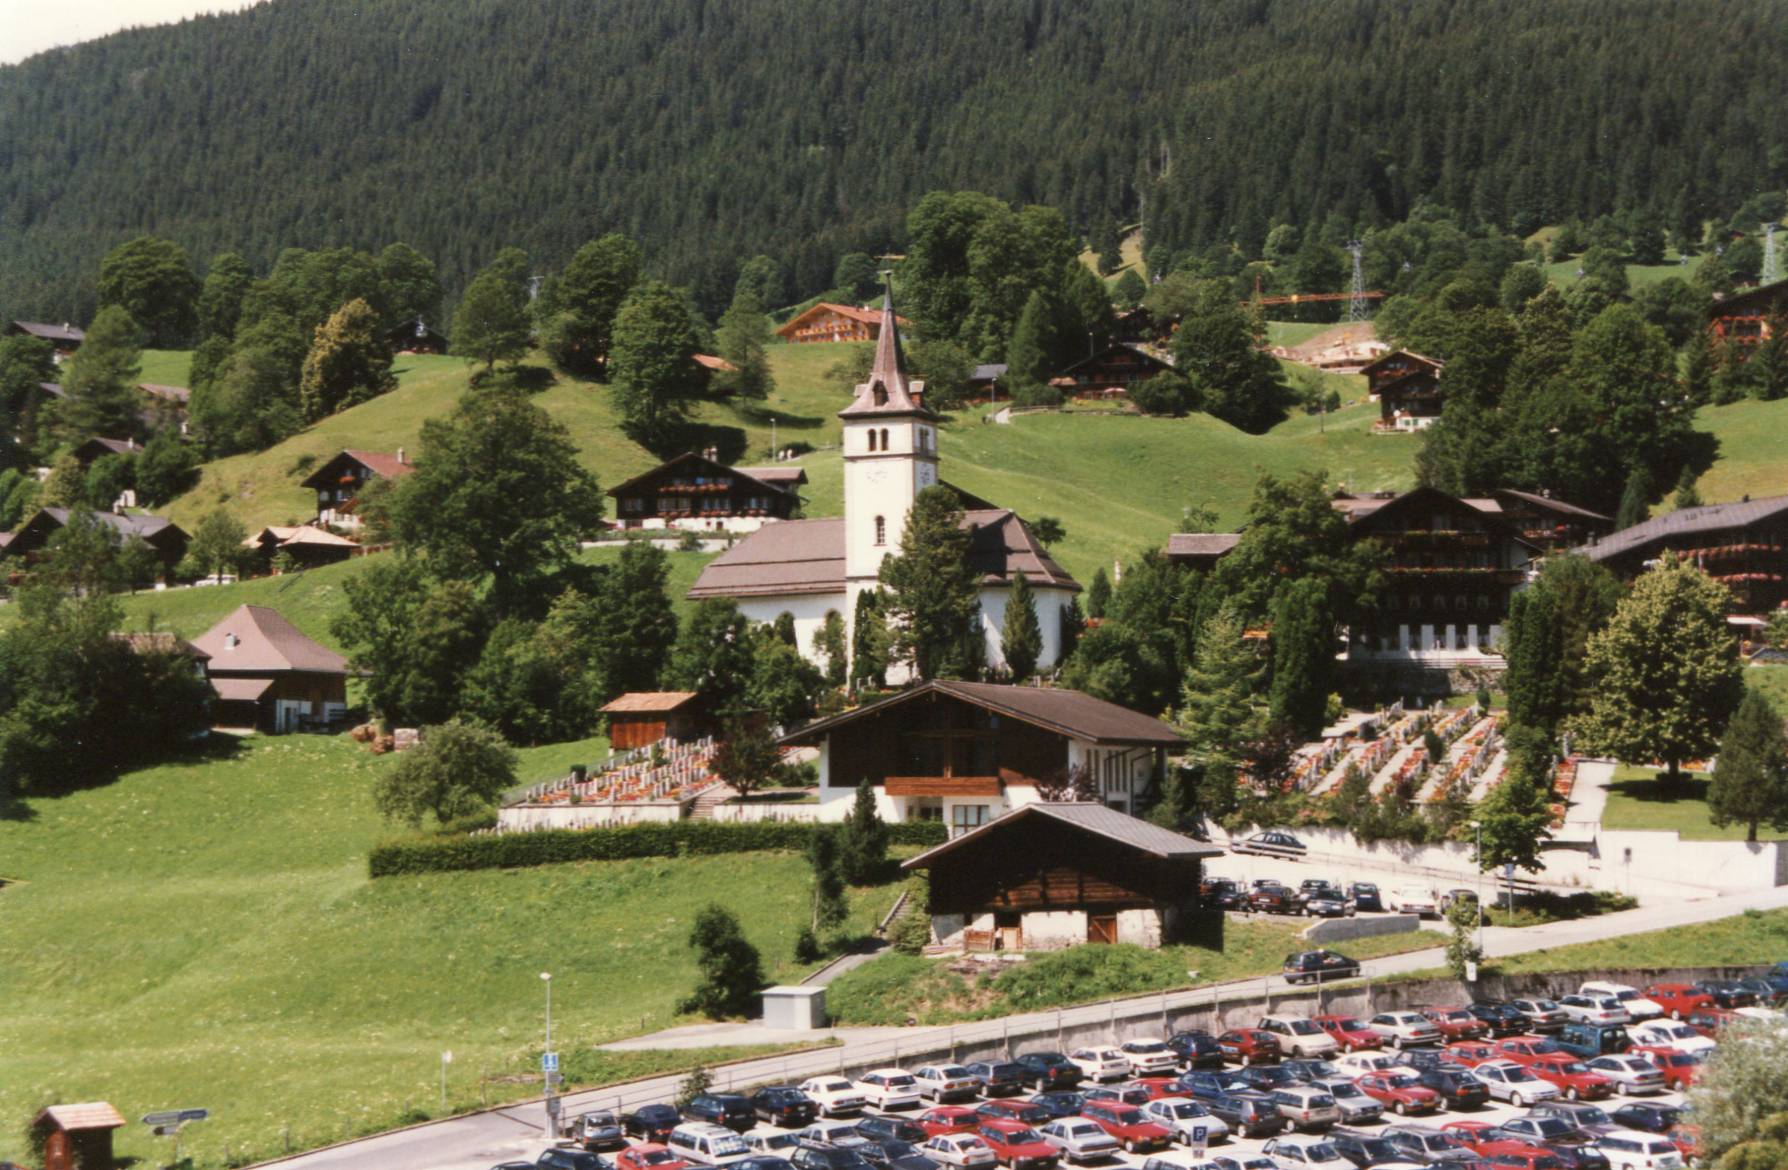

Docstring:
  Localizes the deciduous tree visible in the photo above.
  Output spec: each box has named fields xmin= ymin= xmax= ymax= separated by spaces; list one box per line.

xmin=97 ymin=235 xmax=200 ymax=345
xmin=544 ymin=234 xmax=641 ymax=378
xmin=680 ymin=903 xmax=764 ymax=1018
xmin=451 ymin=253 xmax=532 ymax=370
xmin=372 ymin=717 xmax=516 ymax=827
xmin=609 ymin=280 xmax=706 ymax=452
xmin=181 ymin=508 xmax=249 ymax=583
xmin=298 ymin=297 xmax=396 ymax=422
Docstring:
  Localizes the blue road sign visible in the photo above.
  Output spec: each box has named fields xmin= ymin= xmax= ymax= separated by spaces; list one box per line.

xmin=542 ymin=1051 xmax=560 ymax=1073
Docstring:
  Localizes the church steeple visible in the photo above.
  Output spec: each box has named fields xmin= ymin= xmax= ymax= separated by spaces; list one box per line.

xmin=839 ymin=286 xmax=935 ymax=420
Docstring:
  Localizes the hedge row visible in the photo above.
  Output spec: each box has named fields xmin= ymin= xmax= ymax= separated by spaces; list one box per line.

xmin=369 ymin=818 xmax=948 ymax=877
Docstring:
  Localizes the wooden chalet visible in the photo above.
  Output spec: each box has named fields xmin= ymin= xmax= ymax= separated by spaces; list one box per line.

xmin=780 ymin=680 xmax=1182 ymax=830
xmin=242 ymin=524 xmax=360 ymax=571
xmin=1492 ymin=488 xmax=1614 ymax=553
xmin=964 ymin=363 xmax=1008 ymax=402
xmin=1165 ymin=532 xmax=1242 ymax=572
xmin=192 ymin=605 xmax=350 ymax=733
xmin=1708 ymin=280 xmax=1788 ymax=350
xmin=775 ymin=302 xmax=909 ymax=344
xmin=2 ymin=507 xmax=188 ymax=580
xmin=1049 ymin=343 xmax=1174 ymax=399
xmin=387 ymin=317 xmax=448 ymax=354
xmin=903 ymin=802 xmax=1221 ymax=951
xmin=1362 ymin=351 xmax=1444 ymax=431
xmin=8 ymin=319 xmax=84 ymax=359
xmin=31 ymin=1102 xmax=125 ymax=1170
xmin=299 ymin=448 xmax=416 ymax=529
xmin=1586 ymin=492 xmax=1788 ymax=616
xmin=71 ymin=436 xmax=140 ymax=466
xmin=608 ymin=449 xmax=807 ymax=534
xmin=601 ymin=691 xmax=706 ymax=749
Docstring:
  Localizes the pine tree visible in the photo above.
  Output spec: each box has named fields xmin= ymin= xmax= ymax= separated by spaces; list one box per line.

xmin=1673 ymin=467 xmax=1704 ymax=510
xmin=1267 ymin=576 xmax=1335 ymax=737
xmin=1707 ymin=689 xmax=1788 ymax=842
xmin=1477 ymin=724 xmax=1557 ymax=874
xmin=1614 ymin=465 xmax=1654 ymax=530
xmin=55 ymin=305 xmax=144 ymax=446
xmin=879 ymin=486 xmax=979 ymax=680
xmin=815 ymin=609 xmax=848 ymax=689
xmin=714 ymin=290 xmax=774 ymax=399
xmin=850 ymin=588 xmax=888 ymax=690
xmin=804 ymin=826 xmax=850 ymax=934
xmin=1005 ymin=288 xmax=1063 ymax=390
xmin=837 ymin=779 xmax=890 ymax=884
xmin=1001 ymin=571 xmax=1042 ymax=680
xmin=1086 ymin=567 xmax=1112 ymax=619
xmin=1575 ymin=554 xmax=1745 ymax=784
xmin=1174 ymin=604 xmax=1268 ymax=820
xmin=1503 ymin=555 xmax=1623 ymax=737
xmin=298 ymin=297 xmax=396 ymax=422
xmin=679 ymin=903 xmax=764 ymax=1019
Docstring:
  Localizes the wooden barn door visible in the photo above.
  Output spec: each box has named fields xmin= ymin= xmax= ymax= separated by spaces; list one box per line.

xmin=1087 ymin=913 xmax=1117 ymax=945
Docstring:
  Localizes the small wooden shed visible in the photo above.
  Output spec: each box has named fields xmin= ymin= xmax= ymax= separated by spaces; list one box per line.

xmin=601 ymin=692 xmax=705 ymax=749
xmin=32 ymin=1102 xmax=125 ymax=1170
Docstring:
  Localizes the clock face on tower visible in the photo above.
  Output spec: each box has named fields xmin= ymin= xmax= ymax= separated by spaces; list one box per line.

xmin=866 ymin=466 xmax=889 ymax=484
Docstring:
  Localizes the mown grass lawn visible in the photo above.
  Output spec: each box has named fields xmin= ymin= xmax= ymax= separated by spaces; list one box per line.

xmin=1601 ymin=764 xmax=1788 ymax=842
xmin=1688 ymin=397 xmax=1788 ymax=512
xmin=1491 ymin=908 xmax=1788 ymax=976
xmin=0 ymin=734 xmax=900 ymax=1169
xmin=826 ymin=926 xmax=1436 ymax=1026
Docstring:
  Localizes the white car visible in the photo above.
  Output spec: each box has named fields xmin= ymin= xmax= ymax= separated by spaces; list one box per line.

xmin=1258 ymin=1015 xmax=1340 ymax=1058
xmin=797 ymin=1120 xmax=871 ymax=1148
xmin=1580 ymin=981 xmax=1665 ymax=1021
xmin=1388 ymin=887 xmax=1437 ymax=917
xmin=1557 ymin=994 xmax=1633 ymax=1026
xmin=923 ymin=1134 xmax=999 ymax=1169
xmin=1144 ymin=1097 xmax=1230 ymax=1146
xmin=1596 ymin=1130 xmax=1686 ymax=1170
xmin=1333 ymin=1051 xmax=1418 ymax=1078
xmin=1470 ymin=1059 xmax=1562 ymax=1106
xmin=1365 ymin=1011 xmax=1442 ymax=1049
xmin=1260 ymin=1134 xmax=1352 ymax=1170
xmin=1039 ymin=1118 xmax=1122 ymax=1164
xmin=746 ymin=1132 xmax=802 ymax=1156
xmin=1068 ymin=1046 xmax=1133 ymax=1082
xmin=1586 ymin=1053 xmax=1667 ymax=1095
xmin=667 ymin=1124 xmax=754 ymax=1167
xmin=854 ymin=1068 xmax=923 ymax=1110
xmin=1628 ymin=1019 xmax=1717 ymax=1055
xmin=799 ymin=1076 xmax=868 ymax=1116
xmin=913 ymin=1064 xmax=982 ymax=1103
xmin=1121 ymin=1039 xmax=1181 ymax=1074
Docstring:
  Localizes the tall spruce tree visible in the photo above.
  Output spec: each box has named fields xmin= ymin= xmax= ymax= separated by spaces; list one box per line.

xmin=714 ymin=289 xmax=774 ymax=399
xmin=850 ymin=588 xmax=888 ymax=690
xmin=1086 ymin=567 xmax=1112 ymax=619
xmin=55 ymin=305 xmax=144 ymax=445
xmin=1267 ymin=576 xmax=1336 ymax=738
xmin=879 ymin=486 xmax=979 ymax=680
xmin=815 ymin=609 xmax=848 ymax=689
xmin=1001 ymin=571 xmax=1042 ymax=680
xmin=1503 ymin=555 xmax=1624 ymax=737
xmin=1706 ymin=689 xmax=1788 ymax=842
xmin=837 ymin=779 xmax=890 ymax=884
xmin=1174 ymin=604 xmax=1268 ymax=820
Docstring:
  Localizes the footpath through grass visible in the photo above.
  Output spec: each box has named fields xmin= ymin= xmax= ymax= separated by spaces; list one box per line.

xmin=0 ymin=734 xmax=902 ymax=1169
xmin=826 ymin=928 xmax=1435 ymax=1026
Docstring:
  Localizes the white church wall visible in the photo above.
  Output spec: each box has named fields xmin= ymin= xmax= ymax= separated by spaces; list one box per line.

xmin=735 ymin=593 xmax=842 ymax=664
xmin=976 ymin=585 xmax=1078 ymax=673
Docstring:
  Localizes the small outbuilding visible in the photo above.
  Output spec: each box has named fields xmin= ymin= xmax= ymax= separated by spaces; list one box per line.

xmin=31 ymin=1102 xmax=125 ymax=1170
xmin=904 ymin=802 xmax=1222 ymax=952
xmin=601 ymin=691 xmax=705 ymax=750
xmin=242 ymin=524 xmax=360 ymax=571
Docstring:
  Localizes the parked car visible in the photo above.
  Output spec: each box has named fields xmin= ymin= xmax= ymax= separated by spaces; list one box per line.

xmin=1083 ymin=1085 xmax=1152 ymax=1108
xmin=1268 ymin=1086 xmax=1341 ymax=1131
xmin=1627 ymin=1046 xmax=1702 ymax=1090
xmin=538 ymin=1151 xmax=613 ymax=1170
xmin=1282 ymin=1059 xmax=1343 ymax=1083
xmin=752 ymin=1088 xmax=819 ymax=1128
xmin=1760 ymin=961 xmax=1788 ymax=999
xmin=1508 ymin=999 xmax=1570 ymax=1033
xmin=858 ymin=1115 xmax=929 ymax=1144
xmin=974 ymin=1120 xmax=1061 ymax=1170
xmin=1347 ymin=883 xmax=1384 ymax=913
xmin=1068 ymin=1048 xmax=1133 ymax=1083
xmin=1733 ymin=976 xmax=1783 ymax=1006
xmin=1229 ymin=1066 xmax=1304 ymax=1094
xmin=1584 ymin=1055 xmax=1666 ymax=1096
xmin=1379 ymin=1123 xmax=1478 ymax=1164
xmin=1400 ymin=1048 xmax=1460 ymax=1072
xmin=916 ymin=1108 xmax=982 ymax=1138
xmin=1354 ymin=1072 xmax=1442 ymax=1116
xmin=1556 ymin=996 xmax=1632 ymax=1027
xmin=1485 ymin=1117 xmax=1603 ymax=1153
xmin=1465 ymin=1002 xmax=1529 ymax=1037
xmin=1683 ymin=1008 xmax=1744 ymax=1038
xmin=746 ymin=1135 xmax=802 ymax=1158
xmin=1202 ymin=879 xmax=1249 ymax=912
xmin=1593 ymin=1132 xmax=1685 ymax=1170
xmin=921 ymin=1135 xmax=997 ymax=1169
xmin=1036 ymin=1118 xmax=1121 ymax=1164
xmin=624 ymin=1106 xmax=686 ymax=1144
xmin=1467 ymin=1140 xmax=1568 ymax=1170
xmin=1260 ymin=1134 xmax=1352 ymax=1170
xmin=1081 ymin=1102 xmax=1173 ymax=1154
xmin=802 ymin=1078 xmax=870 ymax=1117
xmin=1014 ymin=1053 xmax=1084 ymax=1091
xmin=1422 ymin=1008 xmax=1491 ymax=1042
xmin=1314 ymin=1015 xmax=1383 ymax=1053
xmin=1469 ymin=1061 xmax=1559 ymax=1106
xmin=1027 ymin=1093 xmax=1086 ymax=1121
xmin=572 ymin=1111 xmax=628 ymax=1151
xmin=1310 ymin=1078 xmax=1384 ymax=1126
xmin=1120 ymin=1040 xmax=1181 ymax=1075
xmin=1218 ymin=1029 xmax=1284 ymax=1066
xmin=1180 ymin=1070 xmax=1249 ymax=1101
xmin=1168 ymin=1031 xmax=1229 ymax=1069
xmin=914 ymin=1066 xmax=984 ymax=1104
xmin=1527 ymin=1102 xmax=1620 ymax=1136
xmin=1334 ymin=1051 xmax=1420 ymax=1079
xmin=685 ymin=1096 xmax=757 ymax=1134
xmin=1441 ymin=1041 xmax=1500 ymax=1067
xmin=790 ymin=1149 xmax=874 ymax=1170
xmin=1142 ymin=1097 xmax=1230 ymax=1146
xmin=1205 ymin=1091 xmax=1291 ymax=1139
xmin=1260 ymin=1015 xmax=1342 ymax=1057
xmin=1367 ymin=1012 xmax=1444 ymax=1049
xmin=1639 ymin=984 xmax=1714 ymax=1021
xmin=667 ymin=1124 xmax=754 ymax=1167
xmin=856 ymin=1071 xmax=924 ymax=1112
xmin=1250 ymin=885 xmax=1302 ymax=914
xmin=1578 ymin=982 xmax=1663 ymax=1022
xmin=1388 ymin=887 xmax=1439 ymax=917
xmin=1609 ymin=1104 xmax=1685 ymax=1135
xmin=1693 ymin=978 xmax=1757 ymax=1008
xmin=1298 ymin=888 xmax=1356 ymax=919
xmin=800 ymin=1120 xmax=875 ymax=1147
xmin=855 ymin=1140 xmax=936 ymax=1170
xmin=964 ymin=1062 xmax=1030 ymax=1098
xmin=1324 ymin=1129 xmax=1406 ymax=1169
xmin=974 ymin=1101 xmax=1050 ymax=1127
xmin=1554 ymin=1023 xmax=1633 ymax=1060
xmin=617 ymin=1146 xmax=692 ymax=1170
xmin=1234 ymin=831 xmax=1307 ymax=857
xmin=1283 ymin=951 xmax=1362 ymax=985
xmin=1523 ymin=1054 xmax=1615 ymax=1101
xmin=1494 ymin=1037 xmax=1566 ymax=1065
xmin=1414 ymin=1065 xmax=1491 ymax=1110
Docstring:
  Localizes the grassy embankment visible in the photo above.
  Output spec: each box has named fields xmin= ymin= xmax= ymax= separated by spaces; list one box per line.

xmin=0 ymin=733 xmax=897 ymax=1169
xmin=1491 ymin=907 xmax=1788 ymax=976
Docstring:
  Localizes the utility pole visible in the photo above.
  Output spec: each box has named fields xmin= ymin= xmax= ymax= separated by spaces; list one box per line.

xmin=541 ymin=972 xmax=556 ymax=1137
xmin=1346 ymin=241 xmax=1369 ymax=323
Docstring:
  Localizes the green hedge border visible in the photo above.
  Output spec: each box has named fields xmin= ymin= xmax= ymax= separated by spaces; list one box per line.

xmin=369 ymin=819 xmax=947 ymax=877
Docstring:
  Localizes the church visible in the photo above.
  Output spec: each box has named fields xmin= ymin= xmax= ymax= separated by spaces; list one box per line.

xmin=687 ymin=293 xmax=1081 ymax=674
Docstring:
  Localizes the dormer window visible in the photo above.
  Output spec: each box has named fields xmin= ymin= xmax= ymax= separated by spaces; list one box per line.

xmin=873 ymin=382 xmax=888 ymax=407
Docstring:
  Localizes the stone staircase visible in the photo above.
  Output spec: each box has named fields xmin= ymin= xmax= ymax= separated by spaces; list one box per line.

xmin=688 ymin=782 xmax=737 ymax=819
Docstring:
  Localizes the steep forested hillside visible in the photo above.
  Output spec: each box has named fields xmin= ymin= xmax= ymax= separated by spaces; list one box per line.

xmin=2 ymin=0 xmax=1784 ymax=320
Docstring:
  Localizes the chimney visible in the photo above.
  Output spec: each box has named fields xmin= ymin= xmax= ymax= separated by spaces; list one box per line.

xmin=395 ymin=446 xmax=406 ymax=465
xmin=224 ymin=633 xmax=239 ymax=650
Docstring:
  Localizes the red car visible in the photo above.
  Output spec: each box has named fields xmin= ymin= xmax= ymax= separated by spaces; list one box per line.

xmin=1129 ymin=1077 xmax=1183 ymax=1100
xmin=919 ymin=1106 xmax=981 ymax=1136
xmin=1525 ymin=1054 xmax=1614 ymax=1101
xmin=1217 ymin=1029 xmax=1282 ymax=1066
xmin=1494 ymin=1036 xmax=1565 ymax=1066
xmin=1668 ymin=1123 xmax=1704 ymax=1164
xmin=1474 ymin=1140 xmax=1568 ymax=1170
xmin=976 ymin=1100 xmax=1051 ymax=1125
xmin=1685 ymin=1009 xmax=1742 ymax=1038
xmin=1355 ymin=1071 xmax=1442 ymax=1115
xmin=616 ymin=1145 xmax=691 ymax=1170
xmin=1632 ymin=1045 xmax=1702 ymax=1090
xmin=1423 ymin=1007 xmax=1491 ymax=1041
xmin=1442 ymin=1120 xmax=1499 ymax=1144
xmin=1444 ymin=1040 xmax=1501 ymax=1067
xmin=1644 ymin=983 xmax=1715 ymax=1020
xmin=1314 ymin=1015 xmax=1383 ymax=1052
xmin=975 ymin=1120 xmax=1061 ymax=1170
xmin=1078 ymin=1102 xmax=1172 ymax=1153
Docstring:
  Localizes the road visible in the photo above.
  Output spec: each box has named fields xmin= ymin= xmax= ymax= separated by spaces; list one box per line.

xmin=257 ymin=880 xmax=1788 ymax=1170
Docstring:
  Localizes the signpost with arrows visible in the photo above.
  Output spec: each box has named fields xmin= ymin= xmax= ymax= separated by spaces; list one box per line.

xmin=142 ymin=1109 xmax=209 ymax=1164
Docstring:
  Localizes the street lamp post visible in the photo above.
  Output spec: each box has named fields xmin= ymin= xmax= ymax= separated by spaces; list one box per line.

xmin=1471 ymin=821 xmax=1485 ymax=958
xmin=541 ymin=972 xmax=554 ymax=1136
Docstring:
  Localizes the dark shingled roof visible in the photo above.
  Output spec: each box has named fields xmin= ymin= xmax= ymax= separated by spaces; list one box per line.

xmin=734 ymin=465 xmax=809 ymax=488
xmin=40 ymin=507 xmax=176 ymax=541
xmin=1167 ymin=532 xmax=1242 ymax=559
xmin=1493 ymin=488 xmax=1612 ymax=523
xmin=782 ymin=679 xmax=1183 ymax=749
xmin=607 ymin=450 xmax=804 ymax=500
xmin=139 ymin=382 xmax=192 ymax=403
xmin=1586 ymin=493 xmax=1788 ymax=563
xmin=11 ymin=320 xmax=85 ymax=344
xmin=904 ymin=801 xmax=1223 ymax=869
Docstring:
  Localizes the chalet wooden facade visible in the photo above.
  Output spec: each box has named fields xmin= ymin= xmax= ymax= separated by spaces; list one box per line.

xmin=608 ymin=450 xmax=807 ymax=534
xmin=601 ymin=691 xmax=705 ymax=749
xmin=191 ymin=605 xmax=350 ymax=733
xmin=387 ymin=317 xmax=448 ymax=354
xmin=904 ymin=802 xmax=1220 ymax=951
xmin=2 ymin=508 xmax=188 ymax=580
xmin=1049 ymin=343 xmax=1174 ymax=398
xmin=299 ymin=449 xmax=416 ymax=529
xmin=243 ymin=524 xmax=360 ymax=571
xmin=1362 ymin=351 xmax=1445 ymax=431
xmin=8 ymin=319 xmax=84 ymax=359
xmin=775 ymin=302 xmax=909 ymax=344
xmin=1587 ymin=493 xmax=1788 ymax=616
xmin=31 ymin=1103 xmax=124 ymax=1170
xmin=780 ymin=680 xmax=1183 ymax=829
xmin=1492 ymin=489 xmax=1614 ymax=553
xmin=1708 ymin=279 xmax=1788 ymax=350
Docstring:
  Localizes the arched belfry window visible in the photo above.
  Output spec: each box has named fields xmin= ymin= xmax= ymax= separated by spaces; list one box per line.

xmin=880 ymin=427 xmax=891 ymax=451
xmin=867 ymin=430 xmax=878 ymax=452
xmin=874 ymin=516 xmax=886 ymax=545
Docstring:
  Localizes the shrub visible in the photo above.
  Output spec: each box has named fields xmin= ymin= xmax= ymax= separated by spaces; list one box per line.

xmin=675 ymin=1066 xmax=713 ymax=1109
xmin=679 ymin=903 xmax=765 ymax=1018
xmin=794 ymin=926 xmax=822 ymax=963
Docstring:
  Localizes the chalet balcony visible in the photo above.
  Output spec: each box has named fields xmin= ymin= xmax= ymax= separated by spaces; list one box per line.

xmin=1384 ymin=565 xmax=1526 ymax=585
xmin=883 ymin=775 xmax=1005 ymax=797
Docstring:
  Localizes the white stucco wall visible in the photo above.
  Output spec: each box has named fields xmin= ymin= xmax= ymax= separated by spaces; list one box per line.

xmin=736 ymin=593 xmax=847 ymax=663
xmin=1021 ymin=910 xmax=1087 ymax=949
xmin=976 ymin=585 xmax=1077 ymax=673
xmin=1115 ymin=908 xmax=1164 ymax=948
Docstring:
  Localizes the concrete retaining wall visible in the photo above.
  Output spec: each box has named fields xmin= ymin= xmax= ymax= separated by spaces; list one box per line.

xmin=496 ymin=801 xmax=688 ymax=831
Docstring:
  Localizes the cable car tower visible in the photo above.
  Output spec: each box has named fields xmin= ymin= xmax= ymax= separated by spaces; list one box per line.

xmin=1346 ymin=240 xmax=1369 ymax=322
